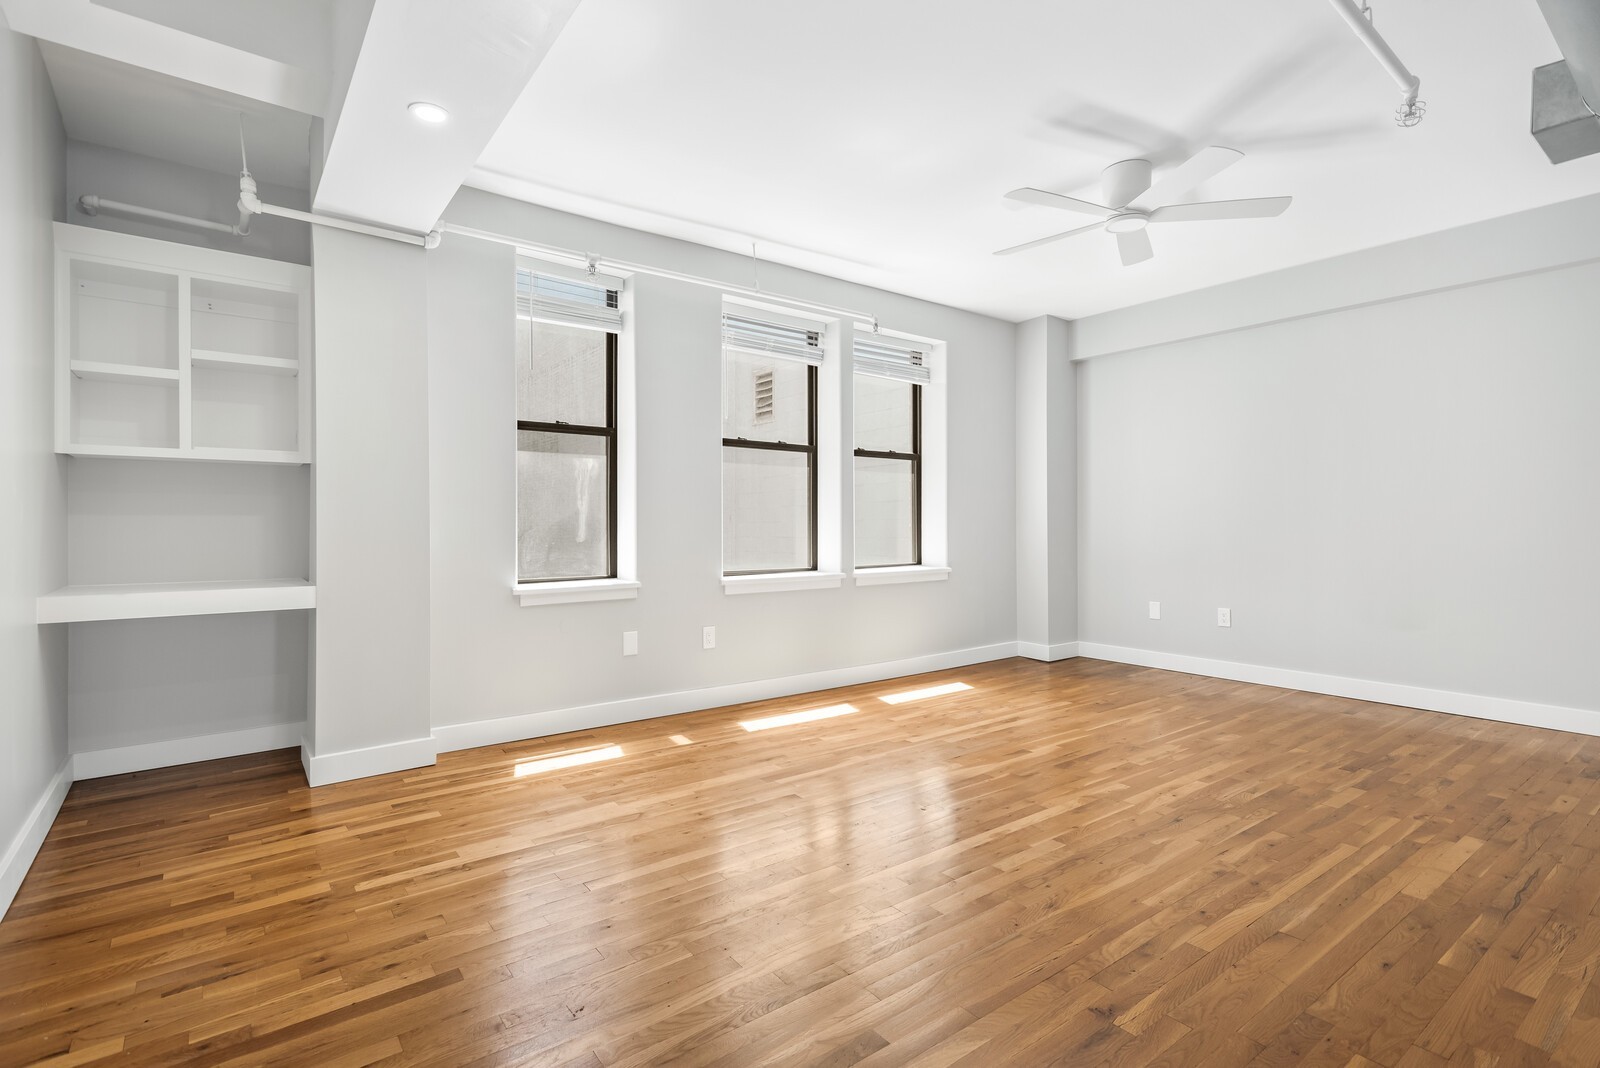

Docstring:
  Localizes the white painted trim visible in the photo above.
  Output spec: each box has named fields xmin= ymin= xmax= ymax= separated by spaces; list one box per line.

xmin=853 ymin=565 xmax=951 ymax=586
xmin=0 ymin=758 xmax=73 ymax=921
xmin=515 ymin=579 xmax=640 ymax=607
xmin=1076 ymin=643 xmax=1600 ymax=736
xmin=434 ymin=641 xmax=1021 ymax=753
xmin=722 ymin=572 xmax=845 ymax=595
xmin=1017 ymin=641 xmax=1079 ymax=663
xmin=72 ymin=722 xmax=305 ymax=780
xmin=303 ymin=735 xmax=438 ymax=788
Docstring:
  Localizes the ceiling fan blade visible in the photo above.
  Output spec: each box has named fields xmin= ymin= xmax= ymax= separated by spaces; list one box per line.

xmin=1004 ymin=187 xmax=1114 ymax=218
xmin=1116 ymin=229 xmax=1154 ymax=267
xmin=992 ymin=220 xmax=1108 ymax=257
xmin=1138 ymin=146 xmax=1244 ymax=207
xmin=1151 ymin=196 xmax=1292 ymax=222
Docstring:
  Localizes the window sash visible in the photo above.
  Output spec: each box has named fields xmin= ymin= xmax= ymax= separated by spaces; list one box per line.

xmin=853 ymin=380 xmax=921 ymax=567
xmin=517 ymin=332 xmax=619 ymax=583
xmin=723 ymin=364 xmax=818 ymax=575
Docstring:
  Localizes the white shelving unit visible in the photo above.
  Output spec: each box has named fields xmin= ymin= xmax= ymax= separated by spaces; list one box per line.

xmin=55 ymin=224 xmax=311 ymax=464
xmin=42 ymin=225 xmax=316 ymax=628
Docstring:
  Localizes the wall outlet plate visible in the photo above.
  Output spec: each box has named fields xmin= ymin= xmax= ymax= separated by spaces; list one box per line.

xmin=1217 ymin=607 xmax=1232 ymax=628
xmin=622 ymin=631 xmax=638 ymax=656
xmin=1148 ymin=601 xmax=1161 ymax=620
xmin=702 ymin=626 xmax=716 ymax=649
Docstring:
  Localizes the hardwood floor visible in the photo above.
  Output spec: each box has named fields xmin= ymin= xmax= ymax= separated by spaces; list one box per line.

xmin=6 ymin=657 xmax=1600 ymax=1067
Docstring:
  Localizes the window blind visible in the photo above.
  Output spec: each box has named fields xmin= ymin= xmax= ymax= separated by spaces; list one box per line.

xmin=853 ymin=334 xmax=931 ymax=384
xmin=722 ymin=312 xmax=824 ymax=365
xmin=516 ymin=268 xmax=622 ymax=333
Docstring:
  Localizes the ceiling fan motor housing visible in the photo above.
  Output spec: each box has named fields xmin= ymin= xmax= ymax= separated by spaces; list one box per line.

xmin=1102 ymin=158 xmax=1154 ymax=207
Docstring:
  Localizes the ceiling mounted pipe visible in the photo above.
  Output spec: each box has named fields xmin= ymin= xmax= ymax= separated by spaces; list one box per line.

xmin=236 ymin=178 xmax=438 ymax=247
xmin=78 ymin=194 xmax=246 ymax=237
xmin=1326 ymin=0 xmax=1426 ymax=125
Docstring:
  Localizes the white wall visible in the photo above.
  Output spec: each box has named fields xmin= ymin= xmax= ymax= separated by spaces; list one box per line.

xmin=1075 ymin=201 xmax=1600 ymax=719
xmin=63 ymin=459 xmax=312 ymax=756
xmin=426 ymin=188 xmax=1017 ymax=738
xmin=0 ymin=9 xmax=68 ymax=915
xmin=66 ymin=139 xmax=311 ymax=265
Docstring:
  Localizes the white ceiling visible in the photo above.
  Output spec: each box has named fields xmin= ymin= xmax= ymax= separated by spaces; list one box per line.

xmin=471 ymin=0 xmax=1600 ymax=321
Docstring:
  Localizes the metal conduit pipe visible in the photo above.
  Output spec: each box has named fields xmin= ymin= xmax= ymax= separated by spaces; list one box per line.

xmin=1327 ymin=0 xmax=1425 ymax=125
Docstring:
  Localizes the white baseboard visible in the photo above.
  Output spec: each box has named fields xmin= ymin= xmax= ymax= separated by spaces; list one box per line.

xmin=1017 ymin=641 xmax=1079 ymax=663
xmin=1076 ymin=642 xmax=1600 ymax=736
xmin=303 ymin=735 xmax=438 ymax=787
xmin=72 ymin=722 xmax=305 ymax=780
xmin=433 ymin=641 xmax=1021 ymax=754
xmin=1 ymin=758 xmax=73 ymax=921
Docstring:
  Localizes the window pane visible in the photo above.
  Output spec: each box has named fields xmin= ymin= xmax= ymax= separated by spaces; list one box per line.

xmin=723 ymin=447 xmax=811 ymax=572
xmin=518 ymin=319 xmax=609 ymax=426
xmin=854 ymin=374 xmax=913 ymax=454
xmin=518 ymin=430 xmax=610 ymax=581
xmin=855 ymin=455 xmax=916 ymax=568
xmin=723 ymin=350 xmax=811 ymax=444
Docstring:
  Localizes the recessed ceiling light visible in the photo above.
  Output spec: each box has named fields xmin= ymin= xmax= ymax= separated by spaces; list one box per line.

xmin=408 ymin=101 xmax=449 ymax=124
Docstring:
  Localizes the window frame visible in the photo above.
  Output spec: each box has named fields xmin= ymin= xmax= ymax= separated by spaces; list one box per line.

xmin=721 ymin=360 xmax=820 ymax=577
xmin=853 ymin=378 xmax=923 ymax=569
xmin=516 ymin=327 xmax=619 ymax=584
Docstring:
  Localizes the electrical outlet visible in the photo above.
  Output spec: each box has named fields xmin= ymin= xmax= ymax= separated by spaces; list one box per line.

xmin=702 ymin=626 xmax=716 ymax=649
xmin=1148 ymin=601 xmax=1161 ymax=620
xmin=622 ymin=631 xmax=638 ymax=656
xmin=1217 ymin=607 xmax=1232 ymax=628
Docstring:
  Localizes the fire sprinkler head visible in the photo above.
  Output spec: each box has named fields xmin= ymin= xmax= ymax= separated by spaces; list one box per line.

xmin=1104 ymin=212 xmax=1150 ymax=234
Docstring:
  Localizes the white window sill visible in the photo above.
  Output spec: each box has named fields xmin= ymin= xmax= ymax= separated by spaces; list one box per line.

xmin=515 ymin=579 xmax=640 ymax=607
xmin=853 ymin=565 xmax=952 ymax=586
xmin=722 ymin=572 xmax=845 ymax=596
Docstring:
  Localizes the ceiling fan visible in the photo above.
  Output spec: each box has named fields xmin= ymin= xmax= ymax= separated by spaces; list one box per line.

xmin=994 ymin=146 xmax=1291 ymax=266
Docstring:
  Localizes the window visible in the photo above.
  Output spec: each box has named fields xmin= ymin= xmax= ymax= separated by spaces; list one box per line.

xmin=853 ymin=334 xmax=929 ymax=569
xmin=722 ymin=309 xmax=823 ymax=575
xmin=516 ymin=269 xmax=621 ymax=583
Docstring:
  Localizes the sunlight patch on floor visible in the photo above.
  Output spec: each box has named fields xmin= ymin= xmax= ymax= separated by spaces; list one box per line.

xmin=739 ymin=703 xmax=858 ymax=732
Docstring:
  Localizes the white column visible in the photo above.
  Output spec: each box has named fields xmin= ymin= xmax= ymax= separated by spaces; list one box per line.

xmin=305 ymin=227 xmax=435 ymax=784
xmin=1015 ymin=315 xmax=1078 ymax=660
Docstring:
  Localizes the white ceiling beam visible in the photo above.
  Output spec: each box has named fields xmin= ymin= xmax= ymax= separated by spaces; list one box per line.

xmin=314 ymin=0 xmax=584 ymax=233
xmin=0 ymin=0 xmax=325 ymax=116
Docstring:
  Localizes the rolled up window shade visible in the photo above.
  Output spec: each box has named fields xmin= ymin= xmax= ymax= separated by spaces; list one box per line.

xmin=853 ymin=334 xmax=931 ymax=384
xmin=516 ymin=268 xmax=622 ymax=333
xmin=722 ymin=312 xmax=824 ymax=365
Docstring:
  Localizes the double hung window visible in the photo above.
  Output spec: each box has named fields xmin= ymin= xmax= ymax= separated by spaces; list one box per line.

xmin=721 ymin=310 xmax=824 ymax=575
xmin=516 ymin=269 xmax=622 ymax=583
xmin=853 ymin=335 xmax=929 ymax=569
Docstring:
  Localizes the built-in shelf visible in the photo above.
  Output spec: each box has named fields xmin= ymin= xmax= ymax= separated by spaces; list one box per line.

xmin=59 ymin=443 xmax=308 ymax=464
xmin=56 ymin=224 xmax=311 ymax=464
xmin=190 ymin=350 xmax=299 ymax=376
xmin=37 ymin=579 xmax=316 ymax=624
xmin=69 ymin=361 xmax=181 ymax=384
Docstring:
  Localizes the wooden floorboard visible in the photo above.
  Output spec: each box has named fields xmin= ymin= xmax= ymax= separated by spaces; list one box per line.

xmin=5 ymin=657 xmax=1600 ymax=1067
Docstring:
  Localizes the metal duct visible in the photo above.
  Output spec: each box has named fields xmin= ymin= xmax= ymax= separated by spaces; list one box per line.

xmin=1533 ymin=0 xmax=1600 ymax=163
